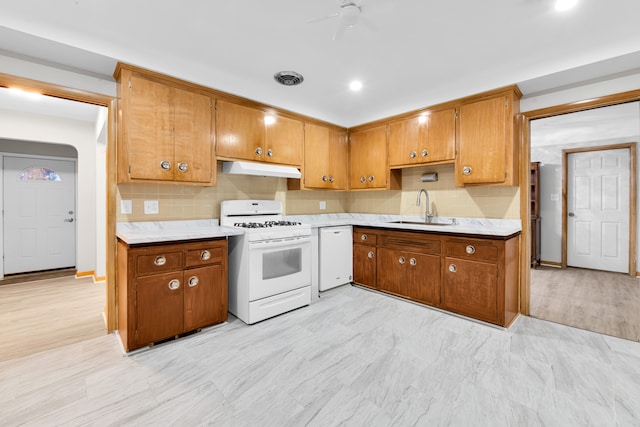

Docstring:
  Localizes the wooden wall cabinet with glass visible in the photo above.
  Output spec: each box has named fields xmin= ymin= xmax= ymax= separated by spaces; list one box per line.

xmin=441 ymin=235 xmax=519 ymax=326
xmin=216 ymin=99 xmax=303 ymax=166
xmin=349 ymin=125 xmax=401 ymax=190
xmin=115 ymin=66 xmax=216 ymax=185
xmin=455 ymin=87 xmax=521 ymax=187
xmin=388 ymin=108 xmax=456 ymax=168
xmin=296 ymin=122 xmax=348 ymax=190
xmin=117 ymin=238 xmax=228 ymax=352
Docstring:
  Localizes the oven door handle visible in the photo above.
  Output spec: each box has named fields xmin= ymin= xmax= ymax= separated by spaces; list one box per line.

xmin=249 ymin=236 xmax=311 ymax=250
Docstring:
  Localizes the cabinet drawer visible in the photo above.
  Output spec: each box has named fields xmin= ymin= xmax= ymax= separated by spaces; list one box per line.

xmin=380 ymin=233 xmax=441 ymax=255
xmin=444 ymin=239 xmax=498 ymax=263
xmin=185 ymin=245 xmax=224 ymax=267
xmin=353 ymin=229 xmax=377 ymax=246
xmin=137 ymin=251 xmax=183 ymax=275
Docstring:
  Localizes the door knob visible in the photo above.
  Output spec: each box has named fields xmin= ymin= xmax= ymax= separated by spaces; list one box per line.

xmin=568 ymin=212 xmax=575 ymax=217
xmin=64 ymin=218 xmax=74 ymax=222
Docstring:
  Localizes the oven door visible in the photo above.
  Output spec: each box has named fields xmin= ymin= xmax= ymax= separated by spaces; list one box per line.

xmin=248 ymin=235 xmax=311 ymax=301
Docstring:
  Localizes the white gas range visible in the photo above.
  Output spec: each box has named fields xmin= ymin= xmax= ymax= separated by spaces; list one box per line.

xmin=220 ymin=200 xmax=312 ymax=324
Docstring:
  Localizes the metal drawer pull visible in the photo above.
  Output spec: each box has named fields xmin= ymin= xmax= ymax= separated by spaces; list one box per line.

xmin=361 ymin=234 xmax=367 ymax=241
xmin=267 ymin=149 xmax=273 ymax=157
xmin=368 ymin=175 xmax=374 ymax=182
xmin=465 ymin=245 xmax=476 ymax=255
xmin=398 ymin=256 xmax=405 ymax=264
xmin=360 ymin=176 xmax=366 ymax=183
xmin=168 ymin=279 xmax=180 ymax=290
xmin=154 ymin=256 xmax=166 ymax=266
xmin=201 ymin=250 xmax=211 ymax=260
xmin=448 ymin=264 xmax=457 ymax=273
xmin=462 ymin=166 xmax=472 ymax=176
xmin=160 ymin=160 xmax=171 ymax=171
xmin=178 ymin=162 xmax=188 ymax=173
xmin=421 ymin=149 xmax=428 ymax=157
xmin=328 ymin=176 xmax=334 ymax=183
xmin=367 ymin=251 xmax=374 ymax=259
xmin=409 ymin=258 xmax=417 ymax=266
xmin=410 ymin=151 xmax=417 ymax=159
xmin=188 ymin=276 xmax=199 ymax=287
xmin=255 ymin=147 xmax=263 ymax=156
xmin=322 ymin=175 xmax=328 ymax=182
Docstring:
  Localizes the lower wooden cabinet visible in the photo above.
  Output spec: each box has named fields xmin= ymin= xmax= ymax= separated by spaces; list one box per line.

xmin=352 ymin=227 xmax=520 ymax=327
xmin=117 ymin=238 xmax=228 ymax=351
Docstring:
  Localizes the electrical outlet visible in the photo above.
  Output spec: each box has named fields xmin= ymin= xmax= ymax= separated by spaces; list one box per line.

xmin=120 ymin=200 xmax=132 ymax=214
xmin=144 ymin=200 xmax=159 ymax=214
xmin=319 ymin=201 xmax=327 ymax=210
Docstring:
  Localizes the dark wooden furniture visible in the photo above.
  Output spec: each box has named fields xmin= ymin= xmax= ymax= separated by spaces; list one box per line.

xmin=352 ymin=227 xmax=520 ymax=327
xmin=117 ymin=238 xmax=228 ymax=351
xmin=530 ymin=162 xmax=541 ymax=268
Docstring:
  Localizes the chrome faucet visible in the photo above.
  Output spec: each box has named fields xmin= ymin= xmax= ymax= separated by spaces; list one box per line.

xmin=416 ymin=189 xmax=433 ymax=223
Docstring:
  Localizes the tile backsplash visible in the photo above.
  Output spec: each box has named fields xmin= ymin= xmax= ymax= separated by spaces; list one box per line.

xmin=117 ymin=163 xmax=519 ymax=222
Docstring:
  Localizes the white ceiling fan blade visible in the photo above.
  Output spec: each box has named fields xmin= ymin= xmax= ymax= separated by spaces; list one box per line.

xmin=332 ymin=23 xmax=347 ymax=41
xmin=307 ymin=12 xmax=339 ymax=24
xmin=358 ymin=14 xmax=377 ymax=33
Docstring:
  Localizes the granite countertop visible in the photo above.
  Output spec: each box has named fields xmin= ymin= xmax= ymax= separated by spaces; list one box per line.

xmin=284 ymin=213 xmax=522 ymax=238
xmin=116 ymin=220 xmax=244 ymax=245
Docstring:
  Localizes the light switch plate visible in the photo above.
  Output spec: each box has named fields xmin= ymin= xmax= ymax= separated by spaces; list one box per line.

xmin=319 ymin=201 xmax=327 ymax=210
xmin=120 ymin=199 xmax=132 ymax=214
xmin=144 ymin=200 xmax=159 ymax=214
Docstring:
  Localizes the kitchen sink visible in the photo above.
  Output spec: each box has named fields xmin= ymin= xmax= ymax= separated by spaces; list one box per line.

xmin=387 ymin=220 xmax=456 ymax=226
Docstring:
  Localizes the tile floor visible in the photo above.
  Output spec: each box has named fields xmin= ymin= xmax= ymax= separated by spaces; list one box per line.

xmin=1 ymin=285 xmax=639 ymax=426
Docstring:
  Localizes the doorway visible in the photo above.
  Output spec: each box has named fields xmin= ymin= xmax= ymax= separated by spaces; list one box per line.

xmin=3 ymin=155 xmax=77 ymax=275
xmin=528 ymin=100 xmax=640 ymax=341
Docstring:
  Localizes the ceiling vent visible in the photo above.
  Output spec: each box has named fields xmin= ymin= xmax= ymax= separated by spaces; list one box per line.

xmin=274 ymin=71 xmax=304 ymax=86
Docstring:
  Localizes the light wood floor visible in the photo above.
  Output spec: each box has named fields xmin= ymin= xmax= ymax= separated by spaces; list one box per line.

xmin=0 ymin=274 xmax=106 ymax=362
xmin=530 ymin=266 xmax=640 ymax=342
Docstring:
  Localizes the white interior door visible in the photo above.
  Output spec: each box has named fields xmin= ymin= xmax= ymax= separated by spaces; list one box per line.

xmin=567 ymin=148 xmax=629 ymax=273
xmin=3 ymin=156 xmax=76 ymax=274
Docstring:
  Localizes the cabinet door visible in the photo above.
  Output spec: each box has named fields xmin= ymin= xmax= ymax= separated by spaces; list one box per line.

xmin=349 ymin=125 xmax=388 ymax=189
xmin=377 ymin=248 xmax=406 ymax=294
xmin=378 ymin=248 xmax=440 ymax=306
xmin=216 ymin=100 xmax=265 ymax=161
xmin=265 ymin=114 xmax=303 ymax=166
xmin=126 ymin=75 xmax=175 ymax=181
xmin=423 ymin=108 xmax=456 ymax=163
xmin=303 ymin=123 xmax=330 ymax=189
xmin=442 ymin=257 xmax=498 ymax=324
xmin=136 ymin=271 xmax=184 ymax=346
xmin=388 ymin=117 xmax=421 ymax=167
xmin=457 ymin=96 xmax=508 ymax=185
xmin=353 ymin=244 xmax=376 ymax=288
xmin=184 ymin=265 xmax=227 ymax=330
xmin=174 ymin=88 xmax=214 ymax=184
xmin=328 ymin=128 xmax=348 ymax=190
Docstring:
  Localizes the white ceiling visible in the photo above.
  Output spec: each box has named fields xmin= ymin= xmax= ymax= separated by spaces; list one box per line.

xmin=1 ymin=0 xmax=640 ymax=127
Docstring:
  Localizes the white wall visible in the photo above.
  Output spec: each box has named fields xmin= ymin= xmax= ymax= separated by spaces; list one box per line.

xmin=0 ymin=109 xmax=102 ymax=276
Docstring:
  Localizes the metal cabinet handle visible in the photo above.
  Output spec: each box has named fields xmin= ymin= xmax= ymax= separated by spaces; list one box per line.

xmin=410 ymin=151 xmax=417 ymax=159
xmin=267 ymin=149 xmax=273 ymax=157
xmin=367 ymin=251 xmax=374 ymax=259
xmin=188 ymin=276 xmax=199 ymax=287
xmin=154 ymin=256 xmax=166 ymax=266
xmin=462 ymin=166 xmax=472 ymax=176
xmin=448 ymin=264 xmax=457 ymax=273
xmin=465 ymin=245 xmax=476 ymax=255
xmin=409 ymin=258 xmax=417 ymax=266
xmin=160 ymin=160 xmax=171 ymax=171
xmin=398 ymin=256 xmax=405 ymax=265
xmin=421 ymin=149 xmax=428 ymax=157
xmin=328 ymin=176 xmax=334 ymax=183
xmin=255 ymin=147 xmax=263 ymax=156
xmin=360 ymin=176 xmax=366 ymax=183
xmin=177 ymin=162 xmax=188 ymax=173
xmin=322 ymin=175 xmax=327 ymax=182
xmin=361 ymin=234 xmax=367 ymax=241
xmin=64 ymin=218 xmax=74 ymax=222
xmin=168 ymin=279 xmax=180 ymax=290
xmin=568 ymin=212 xmax=575 ymax=217
xmin=201 ymin=250 xmax=211 ymax=261
xmin=368 ymin=176 xmax=374 ymax=182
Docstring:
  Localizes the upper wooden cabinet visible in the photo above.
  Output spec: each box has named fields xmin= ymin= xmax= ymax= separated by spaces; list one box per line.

xmin=388 ymin=108 xmax=456 ymax=167
xmin=216 ymin=100 xmax=303 ymax=166
xmin=456 ymin=88 xmax=521 ymax=186
xmin=349 ymin=125 xmax=401 ymax=190
xmin=302 ymin=123 xmax=348 ymax=190
xmin=116 ymin=67 xmax=215 ymax=185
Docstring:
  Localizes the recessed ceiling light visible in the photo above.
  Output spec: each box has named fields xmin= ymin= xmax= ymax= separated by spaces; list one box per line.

xmin=349 ymin=80 xmax=363 ymax=91
xmin=555 ymin=0 xmax=578 ymax=12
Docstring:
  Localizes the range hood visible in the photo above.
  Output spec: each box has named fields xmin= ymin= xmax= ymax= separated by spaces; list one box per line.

xmin=222 ymin=161 xmax=301 ymax=179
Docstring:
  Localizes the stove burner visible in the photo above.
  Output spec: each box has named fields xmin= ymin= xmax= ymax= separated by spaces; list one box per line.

xmin=233 ymin=220 xmax=302 ymax=229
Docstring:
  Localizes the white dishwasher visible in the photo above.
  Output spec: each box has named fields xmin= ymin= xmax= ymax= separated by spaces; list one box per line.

xmin=319 ymin=225 xmax=353 ymax=291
